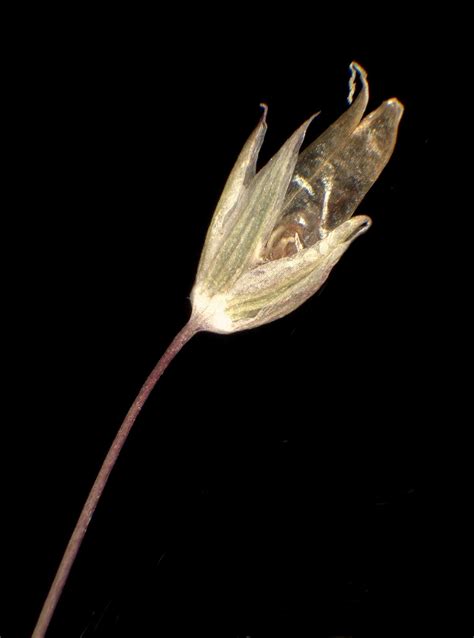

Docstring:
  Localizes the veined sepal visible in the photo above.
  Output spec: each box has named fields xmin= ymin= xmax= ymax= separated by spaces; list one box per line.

xmin=191 ymin=215 xmax=371 ymax=333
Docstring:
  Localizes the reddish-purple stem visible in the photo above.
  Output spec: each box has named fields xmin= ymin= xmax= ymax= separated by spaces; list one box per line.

xmin=32 ymin=320 xmax=200 ymax=638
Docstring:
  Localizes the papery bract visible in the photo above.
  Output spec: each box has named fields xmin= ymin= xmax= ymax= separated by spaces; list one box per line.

xmin=191 ymin=63 xmax=403 ymax=333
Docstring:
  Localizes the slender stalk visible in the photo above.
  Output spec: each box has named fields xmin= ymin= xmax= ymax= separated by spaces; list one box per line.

xmin=32 ymin=320 xmax=200 ymax=638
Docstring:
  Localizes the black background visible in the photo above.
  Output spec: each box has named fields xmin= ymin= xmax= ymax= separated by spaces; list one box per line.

xmin=1 ymin=11 xmax=469 ymax=638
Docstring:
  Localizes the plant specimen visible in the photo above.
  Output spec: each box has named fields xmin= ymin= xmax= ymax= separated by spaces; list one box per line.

xmin=32 ymin=62 xmax=403 ymax=637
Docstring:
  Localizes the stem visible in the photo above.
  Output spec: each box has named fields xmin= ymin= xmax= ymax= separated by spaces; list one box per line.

xmin=32 ymin=320 xmax=200 ymax=638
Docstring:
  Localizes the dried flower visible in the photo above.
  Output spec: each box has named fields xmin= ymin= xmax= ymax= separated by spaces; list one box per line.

xmin=191 ymin=62 xmax=403 ymax=333
xmin=31 ymin=63 xmax=404 ymax=638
